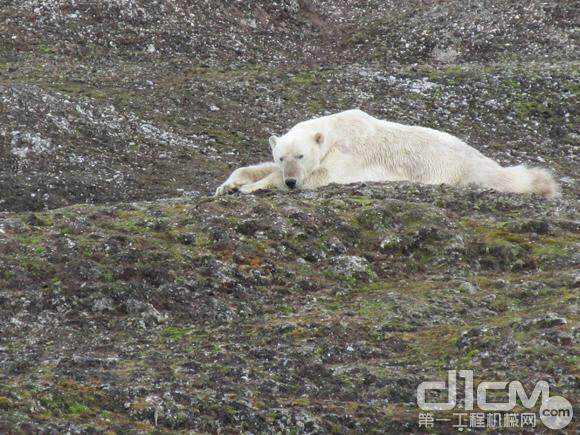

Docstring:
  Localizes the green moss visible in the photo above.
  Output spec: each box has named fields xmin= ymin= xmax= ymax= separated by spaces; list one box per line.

xmin=306 ymin=98 xmax=326 ymax=112
xmin=400 ymin=205 xmax=444 ymax=229
xmin=110 ymin=210 xmax=150 ymax=234
xmin=14 ymin=234 xmax=44 ymax=247
xmin=324 ymin=272 xmax=359 ymax=286
xmin=60 ymin=84 xmax=107 ymax=100
xmin=102 ymin=270 xmax=115 ymax=283
xmin=513 ymin=100 xmax=552 ymax=119
xmin=277 ymin=305 xmax=296 ymax=315
xmin=425 ymin=64 xmax=470 ymax=82
xmin=355 ymin=297 xmax=394 ymax=319
xmin=356 ymin=207 xmax=397 ymax=230
xmin=444 ymin=65 xmax=465 ymax=77
xmin=205 ymin=127 xmax=243 ymax=147
xmin=349 ymin=31 xmax=367 ymax=45
xmin=504 ymin=79 xmax=522 ymax=89
xmin=465 ymin=349 xmax=480 ymax=359
xmin=530 ymin=241 xmax=569 ymax=261
xmin=162 ymin=326 xmax=191 ymax=340
xmin=27 ymin=213 xmax=53 ymax=226
xmin=78 ymin=239 xmax=97 ymax=258
xmin=346 ymin=196 xmax=376 ymax=207
xmin=37 ymin=44 xmax=57 ymax=55
xmin=39 ymin=393 xmax=96 ymax=419
xmin=484 ymin=239 xmax=525 ymax=265
xmin=11 ymin=233 xmax=52 ymax=273
xmin=18 ymin=256 xmax=52 ymax=277
xmin=463 ymin=218 xmax=577 ymax=271
xmin=462 ymin=220 xmax=530 ymax=270
xmin=67 ymin=401 xmax=91 ymax=416
xmin=289 ymin=398 xmax=311 ymax=407
xmin=0 ymin=396 xmax=12 ymax=409
xmin=288 ymin=70 xmax=319 ymax=86
xmin=488 ymin=294 xmax=512 ymax=313
xmin=183 ymin=63 xmax=272 ymax=82
xmin=408 ymin=326 xmax=463 ymax=366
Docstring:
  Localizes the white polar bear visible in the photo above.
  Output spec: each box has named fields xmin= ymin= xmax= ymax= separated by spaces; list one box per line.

xmin=215 ymin=109 xmax=558 ymax=198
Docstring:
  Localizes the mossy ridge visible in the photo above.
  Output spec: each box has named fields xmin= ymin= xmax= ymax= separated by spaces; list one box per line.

xmin=461 ymin=218 xmax=576 ymax=270
xmin=0 ymin=190 xmax=577 ymax=432
xmin=1 ymin=194 xmax=574 ymax=302
xmin=2 ymin=380 xmax=109 ymax=425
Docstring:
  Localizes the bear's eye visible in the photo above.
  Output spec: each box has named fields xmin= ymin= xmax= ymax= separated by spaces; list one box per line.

xmin=279 ymin=157 xmax=284 ymax=162
xmin=297 ymin=154 xmax=304 ymax=159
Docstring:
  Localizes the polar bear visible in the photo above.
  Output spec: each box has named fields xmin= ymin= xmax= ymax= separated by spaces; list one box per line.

xmin=215 ymin=109 xmax=558 ymax=198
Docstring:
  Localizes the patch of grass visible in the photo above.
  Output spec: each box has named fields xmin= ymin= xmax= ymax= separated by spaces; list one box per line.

xmin=444 ymin=65 xmax=465 ymax=77
xmin=462 ymin=220 xmax=531 ymax=270
xmin=349 ymin=31 xmax=367 ymax=45
xmin=39 ymin=393 xmax=95 ymax=419
xmin=346 ymin=196 xmax=375 ymax=207
xmin=37 ymin=44 xmax=56 ymax=55
xmin=0 ymin=396 xmax=12 ymax=409
xmin=288 ymin=70 xmax=319 ymax=86
xmin=277 ymin=305 xmax=296 ymax=315
xmin=27 ymin=213 xmax=53 ymax=227
xmin=463 ymin=218 xmax=576 ymax=271
xmin=407 ymin=326 xmax=463 ymax=368
xmin=530 ymin=240 xmax=569 ymax=261
xmin=162 ymin=326 xmax=191 ymax=340
xmin=67 ymin=401 xmax=91 ymax=416
xmin=110 ymin=210 xmax=150 ymax=234
xmin=324 ymin=272 xmax=359 ymax=286
xmin=513 ymin=100 xmax=552 ymax=119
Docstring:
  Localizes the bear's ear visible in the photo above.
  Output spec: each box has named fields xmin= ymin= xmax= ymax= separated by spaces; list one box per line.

xmin=269 ymin=135 xmax=279 ymax=150
xmin=314 ymin=132 xmax=324 ymax=145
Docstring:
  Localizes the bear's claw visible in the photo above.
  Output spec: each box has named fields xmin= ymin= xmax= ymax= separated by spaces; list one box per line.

xmin=214 ymin=183 xmax=239 ymax=196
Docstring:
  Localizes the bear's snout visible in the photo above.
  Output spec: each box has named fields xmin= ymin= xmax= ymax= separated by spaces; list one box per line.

xmin=285 ymin=179 xmax=297 ymax=189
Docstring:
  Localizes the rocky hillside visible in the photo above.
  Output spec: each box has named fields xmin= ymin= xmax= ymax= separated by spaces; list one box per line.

xmin=0 ymin=0 xmax=578 ymax=432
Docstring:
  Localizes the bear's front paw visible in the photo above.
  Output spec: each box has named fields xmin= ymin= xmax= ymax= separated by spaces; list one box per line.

xmin=214 ymin=182 xmax=240 ymax=196
xmin=238 ymin=183 xmax=261 ymax=194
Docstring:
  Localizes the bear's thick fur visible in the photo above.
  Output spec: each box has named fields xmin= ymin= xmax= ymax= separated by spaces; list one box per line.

xmin=215 ymin=110 xmax=558 ymax=198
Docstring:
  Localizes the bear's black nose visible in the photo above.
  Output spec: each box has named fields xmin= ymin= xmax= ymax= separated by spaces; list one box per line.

xmin=285 ymin=179 xmax=297 ymax=189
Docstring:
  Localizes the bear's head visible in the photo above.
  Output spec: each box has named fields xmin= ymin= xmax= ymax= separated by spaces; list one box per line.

xmin=269 ymin=129 xmax=325 ymax=189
